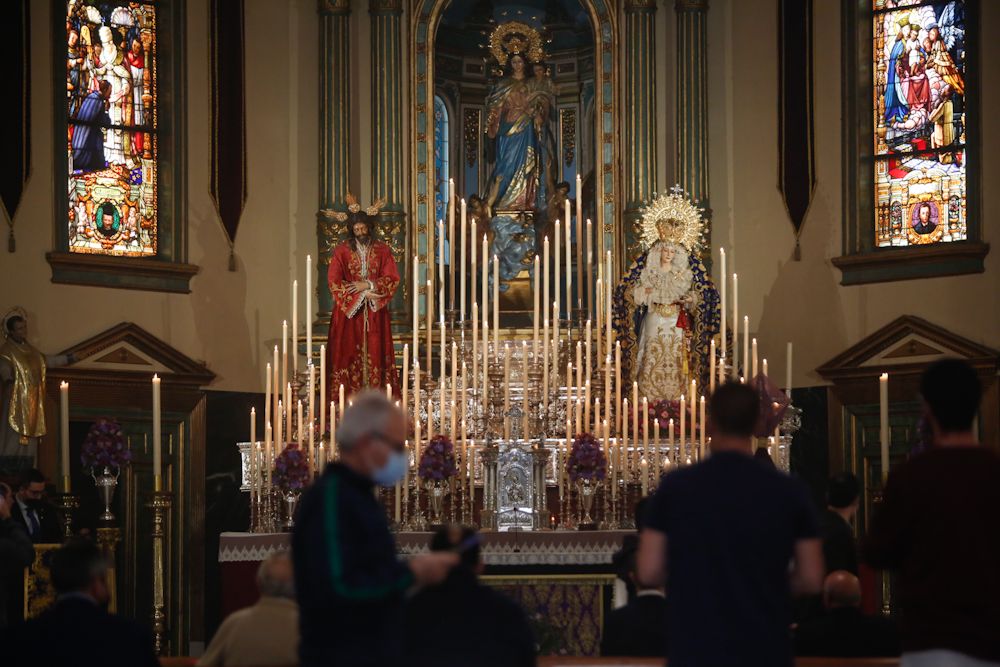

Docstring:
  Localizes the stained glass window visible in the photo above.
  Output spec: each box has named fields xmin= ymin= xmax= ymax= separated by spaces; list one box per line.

xmin=434 ymin=95 xmax=450 ymax=225
xmin=66 ymin=2 xmax=158 ymax=257
xmin=872 ymin=0 xmax=966 ymax=247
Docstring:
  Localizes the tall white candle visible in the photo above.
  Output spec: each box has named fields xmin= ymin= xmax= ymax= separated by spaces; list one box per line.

xmin=564 ymin=200 xmax=572 ymax=316
xmin=543 ymin=236 xmax=550 ymax=349
xmin=306 ymin=255 xmax=313 ymax=358
xmin=273 ymin=346 xmax=280 ymax=446
xmin=297 ymin=400 xmax=304 ymax=447
xmin=731 ymin=274 xmax=739 ymax=378
xmin=320 ymin=345 xmax=326 ymax=435
xmin=448 ymin=186 xmax=456 ymax=311
xmin=554 ymin=220 xmax=560 ymax=321
xmin=460 ymin=198 xmax=467 ymax=321
xmin=60 ymin=382 xmax=70 ymax=491
xmin=743 ymin=316 xmax=750 ymax=383
xmin=152 ymin=374 xmax=162 ymax=484
xmin=402 ymin=344 xmax=409 ymax=429
xmin=880 ymin=373 xmax=890 ymax=482
xmin=471 ymin=220 xmax=477 ymax=316
xmin=699 ymin=396 xmax=707 ymax=457
xmin=493 ymin=255 xmax=500 ymax=360
xmin=709 ymin=340 xmax=717 ymax=393
xmin=292 ymin=280 xmax=299 ymax=376
xmin=282 ymin=320 xmax=288 ymax=399
xmin=412 ymin=256 xmax=420 ymax=359
xmin=533 ymin=255 xmax=540 ymax=355
xmin=751 ymin=338 xmax=758 ymax=380
xmin=482 ymin=235 xmax=489 ymax=330
xmin=720 ymin=248 xmax=727 ymax=353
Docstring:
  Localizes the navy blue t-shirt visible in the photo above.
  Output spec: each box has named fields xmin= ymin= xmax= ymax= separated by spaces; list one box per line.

xmin=645 ymin=451 xmax=819 ymax=667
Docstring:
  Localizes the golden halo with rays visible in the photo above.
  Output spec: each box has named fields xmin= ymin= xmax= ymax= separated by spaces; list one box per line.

xmin=639 ymin=185 xmax=706 ymax=253
xmin=488 ymin=21 xmax=545 ymax=67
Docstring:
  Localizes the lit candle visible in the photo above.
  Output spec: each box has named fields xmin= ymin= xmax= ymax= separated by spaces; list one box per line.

xmin=742 ymin=316 xmax=750 ymax=383
xmin=482 ymin=321 xmax=489 ymax=417
xmin=586 ymin=219 xmax=593 ymax=315
xmin=689 ymin=379 xmax=697 ymax=446
xmin=482 ymin=235 xmax=489 ymax=331
xmin=265 ymin=422 xmax=272 ymax=487
xmin=472 ymin=303 xmax=479 ymax=402
xmin=554 ymin=220 xmax=560 ymax=321
xmin=306 ymin=255 xmax=313 ymax=358
xmin=642 ymin=397 xmax=649 ymax=459
xmin=493 ymin=255 xmax=500 ymax=360
xmin=668 ymin=418 xmax=675 ymax=466
xmin=615 ymin=341 xmax=622 ymax=435
xmin=719 ymin=353 xmax=726 ymax=387
xmin=542 ymin=319 xmax=550 ymax=414
xmin=719 ymin=248 xmax=727 ymax=354
xmin=460 ymin=198 xmax=466 ymax=321
xmin=339 ymin=383 xmax=345 ymax=416
xmin=640 ymin=457 xmax=649 ymax=496
xmin=880 ymin=373 xmax=890 ymax=482
xmin=731 ymin=274 xmax=739 ymax=378
xmin=426 ymin=279 xmax=433 ymax=372
xmin=604 ymin=354 xmax=611 ymax=438
xmin=504 ymin=343 xmax=511 ymax=439
xmin=438 ymin=220 xmax=445 ymax=299
xmin=699 ymin=396 xmax=706 ymax=458
xmin=273 ymin=346 xmax=279 ymax=447
xmin=762 ymin=358 xmax=768 ymax=377
xmin=632 ymin=381 xmax=639 ymax=448
xmin=653 ymin=419 xmax=661 ymax=475
xmin=576 ymin=343 xmax=583 ymax=403
xmin=285 ymin=381 xmax=292 ymax=444
xmin=152 ymin=374 xmax=162 ymax=487
xmin=319 ymin=346 xmax=326 ymax=435
xmin=448 ymin=185 xmax=456 ymax=311
xmin=679 ymin=394 xmax=686 ymax=456
xmin=282 ymin=320 xmax=288 ymax=399
xmin=533 ymin=255 xmax=540 ymax=356
xmin=564 ymin=199 xmax=572 ymax=316
xmin=543 ymin=236 xmax=550 ymax=351
xmin=595 ymin=277 xmax=603 ymax=360
xmin=471 ymin=220 xmax=477 ymax=315
xmin=575 ymin=179 xmax=583 ymax=308
xmin=623 ymin=398 xmax=630 ymax=473
xmin=751 ymin=337 xmax=758 ymax=380
xmin=308 ymin=366 xmax=316 ymax=469
xmin=402 ymin=344 xmax=409 ymax=430
xmin=585 ymin=320 xmax=592 ymax=382
xmin=412 ymin=256 xmax=420 ymax=358
xmin=566 ymin=362 xmax=574 ymax=434
xmin=60 ymin=381 xmax=70 ymax=492
xmin=584 ymin=379 xmax=591 ymax=428
xmin=553 ymin=301 xmax=560 ymax=353
xmin=709 ymin=339 xmax=717 ymax=393
xmin=292 ymin=279 xmax=299 ymax=376
xmin=451 ymin=342 xmax=458 ymax=427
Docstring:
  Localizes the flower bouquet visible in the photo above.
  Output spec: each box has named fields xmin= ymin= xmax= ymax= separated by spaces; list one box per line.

xmin=273 ymin=444 xmax=310 ymax=530
xmin=81 ymin=418 xmax=132 ymax=523
xmin=566 ymin=433 xmax=606 ymax=529
xmin=647 ymin=399 xmax=681 ymax=431
xmin=418 ymin=435 xmax=458 ymax=524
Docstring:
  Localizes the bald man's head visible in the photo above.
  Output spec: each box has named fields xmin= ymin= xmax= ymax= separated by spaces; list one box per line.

xmin=823 ymin=570 xmax=862 ymax=610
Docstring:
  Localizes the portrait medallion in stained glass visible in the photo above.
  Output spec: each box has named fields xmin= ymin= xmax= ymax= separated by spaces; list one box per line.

xmin=871 ymin=0 xmax=966 ymax=247
xmin=66 ymin=1 xmax=158 ymax=257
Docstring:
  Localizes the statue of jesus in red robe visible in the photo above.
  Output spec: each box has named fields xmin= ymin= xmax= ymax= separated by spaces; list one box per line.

xmin=326 ymin=211 xmax=400 ymax=397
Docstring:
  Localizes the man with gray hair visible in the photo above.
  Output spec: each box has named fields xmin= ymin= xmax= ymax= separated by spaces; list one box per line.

xmin=293 ymin=390 xmax=457 ymax=667
xmin=198 ymin=551 xmax=299 ymax=666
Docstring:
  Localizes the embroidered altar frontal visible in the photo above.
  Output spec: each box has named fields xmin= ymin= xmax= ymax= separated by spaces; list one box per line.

xmin=219 ymin=530 xmax=626 ymax=656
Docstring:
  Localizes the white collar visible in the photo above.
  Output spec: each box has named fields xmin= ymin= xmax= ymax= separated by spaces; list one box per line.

xmin=637 ymin=589 xmax=666 ymax=599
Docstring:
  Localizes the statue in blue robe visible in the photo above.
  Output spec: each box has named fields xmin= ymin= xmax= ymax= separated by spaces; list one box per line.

xmin=71 ymin=81 xmax=111 ymax=174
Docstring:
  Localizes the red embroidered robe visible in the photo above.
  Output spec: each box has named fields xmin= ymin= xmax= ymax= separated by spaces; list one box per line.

xmin=326 ymin=240 xmax=400 ymax=397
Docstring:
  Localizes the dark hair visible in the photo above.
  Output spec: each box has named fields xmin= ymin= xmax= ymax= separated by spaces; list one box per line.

xmin=98 ymin=79 xmax=112 ymax=98
xmin=430 ymin=525 xmax=479 ymax=569
xmin=50 ymin=539 xmax=107 ymax=594
xmin=920 ymin=359 xmax=981 ymax=433
xmin=634 ymin=496 xmax=650 ymax=531
xmin=709 ymin=382 xmax=760 ymax=438
xmin=5 ymin=315 xmax=24 ymax=333
xmin=827 ymin=472 xmax=860 ymax=509
xmin=18 ymin=467 xmax=45 ymax=490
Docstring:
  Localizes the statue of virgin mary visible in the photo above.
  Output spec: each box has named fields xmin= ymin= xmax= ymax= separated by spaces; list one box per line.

xmin=613 ymin=189 xmax=720 ymax=401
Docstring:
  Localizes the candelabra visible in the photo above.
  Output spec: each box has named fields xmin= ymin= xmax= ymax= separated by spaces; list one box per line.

xmin=479 ymin=442 xmax=500 ymax=531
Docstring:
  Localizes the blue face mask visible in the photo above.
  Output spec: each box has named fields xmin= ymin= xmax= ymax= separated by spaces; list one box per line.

xmin=372 ymin=450 xmax=408 ymax=487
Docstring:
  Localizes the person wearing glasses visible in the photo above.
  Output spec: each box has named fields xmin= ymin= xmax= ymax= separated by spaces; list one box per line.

xmin=292 ymin=391 xmax=458 ymax=667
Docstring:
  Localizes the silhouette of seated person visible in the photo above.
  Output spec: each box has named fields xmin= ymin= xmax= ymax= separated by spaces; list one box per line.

xmin=601 ymin=539 xmax=668 ymax=657
xmin=795 ymin=570 xmax=900 ymax=657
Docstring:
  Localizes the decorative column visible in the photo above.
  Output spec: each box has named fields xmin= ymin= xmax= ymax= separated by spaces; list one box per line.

xmin=624 ymin=0 xmax=659 ymax=255
xmin=370 ymin=0 xmax=407 ymax=314
xmin=316 ymin=0 xmax=351 ymax=325
xmin=675 ymin=0 xmax=710 ymax=213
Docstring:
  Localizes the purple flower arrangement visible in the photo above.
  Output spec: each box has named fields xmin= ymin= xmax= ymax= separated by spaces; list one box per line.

xmin=80 ymin=418 xmax=132 ymax=470
xmin=566 ymin=433 xmax=607 ymax=483
xmin=273 ymin=444 xmax=311 ymax=493
xmin=418 ymin=435 xmax=458 ymax=482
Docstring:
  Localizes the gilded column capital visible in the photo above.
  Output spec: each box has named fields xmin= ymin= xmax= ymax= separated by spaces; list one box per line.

xmin=369 ymin=0 xmax=403 ymax=16
xmin=675 ymin=0 xmax=709 ymax=12
xmin=317 ymin=0 xmax=350 ymax=16
xmin=624 ymin=0 xmax=658 ymax=12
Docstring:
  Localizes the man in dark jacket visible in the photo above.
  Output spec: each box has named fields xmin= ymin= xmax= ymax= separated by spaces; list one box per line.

xmin=404 ymin=526 xmax=536 ymax=667
xmin=0 ymin=482 xmax=33 ymax=629
xmin=293 ymin=391 xmax=457 ymax=667
xmin=821 ymin=472 xmax=860 ymax=574
xmin=601 ymin=541 xmax=668 ymax=657
xmin=795 ymin=570 xmax=899 ymax=657
xmin=10 ymin=468 xmax=63 ymax=544
xmin=10 ymin=539 xmax=158 ymax=667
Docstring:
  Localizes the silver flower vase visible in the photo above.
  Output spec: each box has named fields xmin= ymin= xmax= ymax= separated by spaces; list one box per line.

xmin=283 ymin=491 xmax=300 ymax=531
xmin=91 ymin=466 xmax=120 ymax=523
xmin=576 ymin=479 xmax=599 ymax=530
xmin=425 ymin=481 xmax=449 ymax=526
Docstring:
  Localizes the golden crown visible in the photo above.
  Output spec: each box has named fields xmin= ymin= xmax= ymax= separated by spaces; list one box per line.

xmin=639 ymin=186 xmax=706 ymax=252
xmin=488 ymin=21 xmax=546 ymax=67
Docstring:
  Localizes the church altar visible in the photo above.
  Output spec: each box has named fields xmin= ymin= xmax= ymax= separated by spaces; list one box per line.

xmin=218 ymin=530 xmax=630 ymax=656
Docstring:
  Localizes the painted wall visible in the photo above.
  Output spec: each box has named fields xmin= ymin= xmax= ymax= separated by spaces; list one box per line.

xmin=2 ymin=0 xmax=995 ymax=394
xmin=707 ymin=0 xmax=999 ymax=389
